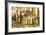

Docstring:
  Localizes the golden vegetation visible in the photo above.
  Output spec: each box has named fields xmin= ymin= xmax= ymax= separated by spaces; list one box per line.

xmin=12 ymin=7 xmax=40 ymax=28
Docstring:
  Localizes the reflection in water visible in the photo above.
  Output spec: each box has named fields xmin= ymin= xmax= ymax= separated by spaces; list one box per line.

xmin=12 ymin=7 xmax=40 ymax=28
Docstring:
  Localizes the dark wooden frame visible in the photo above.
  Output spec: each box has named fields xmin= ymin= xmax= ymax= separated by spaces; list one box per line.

xmin=5 ymin=1 xmax=44 ymax=35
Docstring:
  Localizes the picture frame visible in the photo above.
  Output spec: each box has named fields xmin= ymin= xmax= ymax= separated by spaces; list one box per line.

xmin=5 ymin=1 xmax=44 ymax=34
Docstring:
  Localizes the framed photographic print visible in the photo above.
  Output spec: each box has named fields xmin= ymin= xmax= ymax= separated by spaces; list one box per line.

xmin=5 ymin=1 xmax=44 ymax=34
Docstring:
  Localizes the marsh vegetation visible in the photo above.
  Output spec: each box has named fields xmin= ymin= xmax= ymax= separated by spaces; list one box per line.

xmin=12 ymin=7 xmax=40 ymax=28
